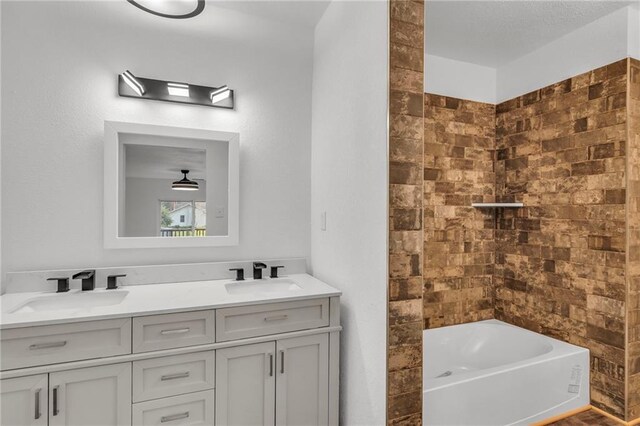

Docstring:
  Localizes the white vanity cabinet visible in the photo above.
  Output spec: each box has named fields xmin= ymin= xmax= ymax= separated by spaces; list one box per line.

xmin=0 ymin=374 xmax=48 ymax=426
xmin=49 ymin=363 xmax=132 ymax=426
xmin=275 ymin=334 xmax=329 ymax=426
xmin=215 ymin=334 xmax=329 ymax=426
xmin=216 ymin=342 xmax=276 ymax=426
xmin=0 ymin=364 xmax=131 ymax=426
xmin=1 ymin=294 xmax=340 ymax=426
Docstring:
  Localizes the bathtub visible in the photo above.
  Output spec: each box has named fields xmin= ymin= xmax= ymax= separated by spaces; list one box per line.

xmin=423 ymin=319 xmax=589 ymax=426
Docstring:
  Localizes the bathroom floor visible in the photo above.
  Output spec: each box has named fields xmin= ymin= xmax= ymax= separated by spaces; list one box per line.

xmin=548 ymin=409 xmax=619 ymax=425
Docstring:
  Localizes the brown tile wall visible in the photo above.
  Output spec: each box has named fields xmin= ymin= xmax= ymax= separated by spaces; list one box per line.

xmin=420 ymin=59 xmax=640 ymax=420
xmin=627 ymin=58 xmax=640 ymax=421
xmin=494 ymin=59 xmax=629 ymax=418
xmin=388 ymin=1 xmax=424 ymax=424
xmin=423 ymin=94 xmax=496 ymax=328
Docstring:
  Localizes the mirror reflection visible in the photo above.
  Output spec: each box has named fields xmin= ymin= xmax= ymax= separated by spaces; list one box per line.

xmin=118 ymin=134 xmax=229 ymax=238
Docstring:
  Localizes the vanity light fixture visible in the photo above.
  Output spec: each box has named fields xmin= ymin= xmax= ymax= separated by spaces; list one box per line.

xmin=210 ymin=85 xmax=231 ymax=105
xmin=121 ymin=70 xmax=145 ymax=96
xmin=118 ymin=71 xmax=234 ymax=109
xmin=127 ymin=0 xmax=205 ymax=19
xmin=172 ymin=170 xmax=199 ymax=191
xmin=167 ymin=82 xmax=190 ymax=97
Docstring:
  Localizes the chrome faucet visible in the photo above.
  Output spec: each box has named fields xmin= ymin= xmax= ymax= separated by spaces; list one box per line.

xmin=72 ymin=270 xmax=96 ymax=291
xmin=253 ymin=262 xmax=267 ymax=280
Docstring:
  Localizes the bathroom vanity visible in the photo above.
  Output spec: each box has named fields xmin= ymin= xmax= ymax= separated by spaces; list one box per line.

xmin=0 ymin=273 xmax=341 ymax=426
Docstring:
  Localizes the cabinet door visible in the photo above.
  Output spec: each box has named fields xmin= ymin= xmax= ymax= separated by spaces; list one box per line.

xmin=276 ymin=334 xmax=329 ymax=426
xmin=216 ymin=342 xmax=276 ymax=426
xmin=0 ymin=374 xmax=48 ymax=426
xmin=49 ymin=363 xmax=131 ymax=426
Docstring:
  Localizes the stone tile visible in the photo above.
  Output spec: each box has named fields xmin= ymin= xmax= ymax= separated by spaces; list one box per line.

xmin=390 ymin=162 xmax=422 ymax=185
xmin=390 ymin=67 xmax=424 ymax=94
xmin=390 ymin=1 xmax=424 ymax=26
xmin=391 ymin=19 xmax=423 ymax=49
xmin=388 ymin=344 xmax=421 ymax=372
xmin=388 ymin=4 xmax=424 ymax=422
xmin=388 ymin=390 xmax=421 ymax=421
xmin=388 ymin=413 xmax=421 ymax=426
xmin=390 ymin=90 xmax=424 ymax=117
xmin=388 ymin=367 xmax=422 ymax=396
xmin=389 ymin=277 xmax=423 ymax=301
xmin=390 ymin=42 xmax=424 ymax=73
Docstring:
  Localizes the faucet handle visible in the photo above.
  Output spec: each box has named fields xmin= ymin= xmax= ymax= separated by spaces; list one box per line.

xmin=229 ymin=268 xmax=244 ymax=281
xmin=72 ymin=270 xmax=95 ymax=280
xmin=106 ymin=274 xmax=126 ymax=290
xmin=47 ymin=277 xmax=70 ymax=293
xmin=270 ymin=266 xmax=285 ymax=278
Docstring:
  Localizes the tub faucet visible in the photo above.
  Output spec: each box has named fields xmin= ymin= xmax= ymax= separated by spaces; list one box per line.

xmin=72 ymin=270 xmax=96 ymax=291
xmin=253 ymin=262 xmax=267 ymax=280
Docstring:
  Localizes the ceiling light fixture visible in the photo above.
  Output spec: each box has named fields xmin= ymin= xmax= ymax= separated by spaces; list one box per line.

xmin=172 ymin=170 xmax=199 ymax=191
xmin=167 ymin=82 xmax=190 ymax=97
xmin=126 ymin=0 xmax=205 ymax=19
xmin=121 ymin=70 xmax=145 ymax=96
xmin=118 ymin=70 xmax=235 ymax=109
xmin=210 ymin=85 xmax=231 ymax=105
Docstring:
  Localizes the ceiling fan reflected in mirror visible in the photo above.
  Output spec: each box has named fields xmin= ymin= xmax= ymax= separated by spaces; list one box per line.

xmin=172 ymin=170 xmax=200 ymax=191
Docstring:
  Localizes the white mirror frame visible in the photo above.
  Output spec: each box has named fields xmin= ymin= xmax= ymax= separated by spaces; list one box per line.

xmin=104 ymin=121 xmax=239 ymax=249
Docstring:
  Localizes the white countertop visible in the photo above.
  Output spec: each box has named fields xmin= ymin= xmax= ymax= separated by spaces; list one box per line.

xmin=0 ymin=274 xmax=341 ymax=330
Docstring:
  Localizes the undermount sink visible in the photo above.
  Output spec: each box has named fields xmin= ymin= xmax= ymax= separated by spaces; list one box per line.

xmin=225 ymin=278 xmax=302 ymax=295
xmin=10 ymin=290 xmax=129 ymax=314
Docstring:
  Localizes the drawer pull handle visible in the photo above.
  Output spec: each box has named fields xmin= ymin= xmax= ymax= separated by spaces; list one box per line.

xmin=160 ymin=372 xmax=190 ymax=381
xmin=269 ymin=354 xmax=274 ymax=377
xmin=161 ymin=412 xmax=190 ymax=423
xmin=264 ymin=314 xmax=288 ymax=322
xmin=160 ymin=328 xmax=190 ymax=335
xmin=29 ymin=341 xmax=67 ymax=350
xmin=34 ymin=388 xmax=41 ymax=419
xmin=280 ymin=350 xmax=285 ymax=374
xmin=52 ymin=386 xmax=59 ymax=416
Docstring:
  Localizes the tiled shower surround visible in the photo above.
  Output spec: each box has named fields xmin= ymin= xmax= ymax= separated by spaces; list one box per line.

xmin=423 ymin=95 xmax=496 ymax=329
xmin=422 ymin=58 xmax=640 ymax=420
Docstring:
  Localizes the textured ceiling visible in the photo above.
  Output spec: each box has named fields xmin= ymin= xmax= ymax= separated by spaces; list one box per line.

xmin=426 ymin=1 xmax=635 ymax=67
xmin=125 ymin=144 xmax=207 ymax=180
xmin=212 ymin=0 xmax=331 ymax=27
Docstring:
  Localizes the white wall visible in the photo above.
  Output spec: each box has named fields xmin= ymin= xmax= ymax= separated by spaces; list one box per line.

xmin=497 ymin=4 xmax=635 ymax=102
xmin=0 ymin=0 xmax=3 ymax=287
xmin=1 ymin=1 xmax=313 ymax=278
xmin=425 ymin=54 xmax=497 ymax=104
xmin=628 ymin=3 xmax=640 ymax=59
xmin=311 ymin=1 xmax=388 ymax=424
xmin=425 ymin=5 xmax=640 ymax=104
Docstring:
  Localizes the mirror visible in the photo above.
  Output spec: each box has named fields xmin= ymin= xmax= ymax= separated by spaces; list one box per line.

xmin=104 ymin=121 xmax=239 ymax=248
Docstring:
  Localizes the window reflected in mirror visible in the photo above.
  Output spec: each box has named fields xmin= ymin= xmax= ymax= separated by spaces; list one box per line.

xmin=160 ymin=201 xmax=207 ymax=237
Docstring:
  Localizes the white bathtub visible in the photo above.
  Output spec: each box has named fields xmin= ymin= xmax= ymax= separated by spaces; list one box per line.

xmin=423 ymin=319 xmax=589 ymax=426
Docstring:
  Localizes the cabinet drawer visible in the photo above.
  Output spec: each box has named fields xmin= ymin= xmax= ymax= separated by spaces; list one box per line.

xmin=133 ymin=311 xmax=215 ymax=353
xmin=132 ymin=390 xmax=214 ymax=425
xmin=133 ymin=351 xmax=215 ymax=402
xmin=216 ymin=298 xmax=330 ymax=342
xmin=0 ymin=318 xmax=131 ymax=370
